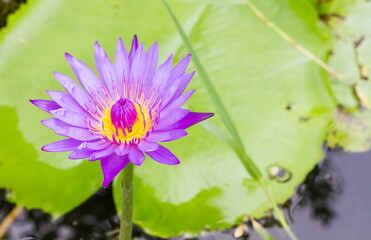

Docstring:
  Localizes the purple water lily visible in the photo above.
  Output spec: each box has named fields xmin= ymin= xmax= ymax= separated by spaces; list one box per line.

xmin=31 ymin=36 xmax=213 ymax=187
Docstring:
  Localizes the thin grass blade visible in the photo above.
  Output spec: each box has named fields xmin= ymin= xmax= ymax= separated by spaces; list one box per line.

xmin=162 ymin=0 xmax=262 ymax=180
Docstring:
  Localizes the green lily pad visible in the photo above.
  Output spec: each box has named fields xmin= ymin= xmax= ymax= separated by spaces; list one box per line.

xmin=325 ymin=0 xmax=371 ymax=151
xmin=0 ymin=107 xmax=102 ymax=215
xmin=308 ymin=0 xmax=356 ymax=17
xmin=327 ymin=107 xmax=371 ymax=151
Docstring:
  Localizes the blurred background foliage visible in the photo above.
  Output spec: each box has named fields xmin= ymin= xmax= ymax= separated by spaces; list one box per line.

xmin=0 ymin=0 xmax=370 ymax=238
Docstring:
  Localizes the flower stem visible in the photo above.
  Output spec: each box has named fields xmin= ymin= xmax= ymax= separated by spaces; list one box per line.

xmin=259 ymin=179 xmax=298 ymax=240
xmin=119 ymin=163 xmax=133 ymax=240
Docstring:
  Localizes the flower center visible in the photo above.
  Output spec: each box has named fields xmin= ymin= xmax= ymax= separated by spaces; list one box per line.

xmin=89 ymin=97 xmax=156 ymax=145
xmin=87 ymin=88 xmax=162 ymax=145
xmin=110 ymin=98 xmax=138 ymax=132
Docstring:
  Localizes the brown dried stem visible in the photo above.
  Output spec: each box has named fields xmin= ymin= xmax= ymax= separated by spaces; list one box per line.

xmin=244 ymin=0 xmax=352 ymax=86
xmin=0 ymin=206 xmax=23 ymax=239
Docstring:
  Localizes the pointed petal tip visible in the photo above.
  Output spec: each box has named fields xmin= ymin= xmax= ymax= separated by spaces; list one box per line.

xmin=132 ymin=35 xmax=138 ymax=46
xmin=168 ymin=111 xmax=215 ymax=130
xmin=65 ymin=52 xmax=72 ymax=58
xmin=40 ymin=145 xmax=48 ymax=152
xmin=94 ymin=41 xmax=102 ymax=50
xmin=40 ymin=118 xmax=54 ymax=128
xmin=40 ymin=138 xmax=82 ymax=153
xmin=137 ymin=43 xmax=145 ymax=53
xmin=65 ymin=53 xmax=75 ymax=63
xmin=41 ymin=144 xmax=57 ymax=152
xmin=163 ymin=54 xmax=174 ymax=65
xmin=102 ymin=181 xmax=110 ymax=188
xmin=206 ymin=112 xmax=215 ymax=118
xmin=68 ymin=152 xmax=79 ymax=160
xmin=146 ymin=145 xmax=180 ymax=165
xmin=128 ymin=146 xmax=145 ymax=166
xmin=100 ymin=154 xmax=130 ymax=189
xmin=41 ymin=145 xmax=56 ymax=152
xmin=68 ymin=150 xmax=90 ymax=160
xmin=196 ymin=112 xmax=215 ymax=122
xmin=116 ymin=37 xmax=124 ymax=48
xmin=52 ymin=71 xmax=62 ymax=79
xmin=152 ymin=41 xmax=159 ymax=48
xmin=30 ymin=99 xmax=60 ymax=113
xmin=29 ymin=99 xmax=43 ymax=105
xmin=68 ymin=153 xmax=79 ymax=160
xmin=130 ymin=160 xmax=144 ymax=166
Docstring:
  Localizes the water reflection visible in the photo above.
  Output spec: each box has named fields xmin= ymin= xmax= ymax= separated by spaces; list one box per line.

xmin=293 ymin=154 xmax=344 ymax=226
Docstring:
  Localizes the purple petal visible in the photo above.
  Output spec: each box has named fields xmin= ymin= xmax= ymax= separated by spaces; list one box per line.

xmin=50 ymin=108 xmax=87 ymax=128
xmin=114 ymin=144 xmax=129 ymax=156
xmin=146 ymin=145 xmax=180 ymax=165
xmin=89 ymin=145 xmax=117 ymax=161
xmin=129 ymin=43 xmax=146 ymax=91
xmin=30 ymin=100 xmax=60 ymax=113
xmin=94 ymin=41 xmax=119 ymax=98
xmin=101 ymin=154 xmax=130 ymax=188
xmin=81 ymin=140 xmax=112 ymax=151
xmin=156 ymin=108 xmax=190 ymax=130
xmin=153 ymin=54 xmax=173 ymax=93
xmin=128 ymin=35 xmax=138 ymax=63
xmin=143 ymin=42 xmax=159 ymax=88
xmin=161 ymin=71 xmax=194 ymax=108
xmin=55 ymin=127 xmax=96 ymax=141
xmin=41 ymin=118 xmax=72 ymax=131
xmin=146 ymin=129 xmax=187 ymax=142
xmin=115 ymin=37 xmax=130 ymax=96
xmin=170 ymin=112 xmax=214 ymax=129
xmin=69 ymin=149 xmax=93 ymax=159
xmin=41 ymin=139 xmax=82 ymax=152
xmin=53 ymin=72 xmax=95 ymax=113
xmin=137 ymin=140 xmax=159 ymax=152
xmin=128 ymin=146 xmax=145 ymax=166
xmin=65 ymin=53 xmax=106 ymax=101
xmin=171 ymin=54 xmax=191 ymax=80
xmin=160 ymin=90 xmax=195 ymax=117
xmin=47 ymin=90 xmax=92 ymax=120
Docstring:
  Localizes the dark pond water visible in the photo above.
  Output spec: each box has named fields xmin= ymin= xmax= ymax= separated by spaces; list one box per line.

xmin=1 ymin=148 xmax=371 ymax=240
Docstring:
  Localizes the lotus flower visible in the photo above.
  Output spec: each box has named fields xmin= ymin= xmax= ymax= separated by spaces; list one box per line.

xmin=31 ymin=36 xmax=213 ymax=187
